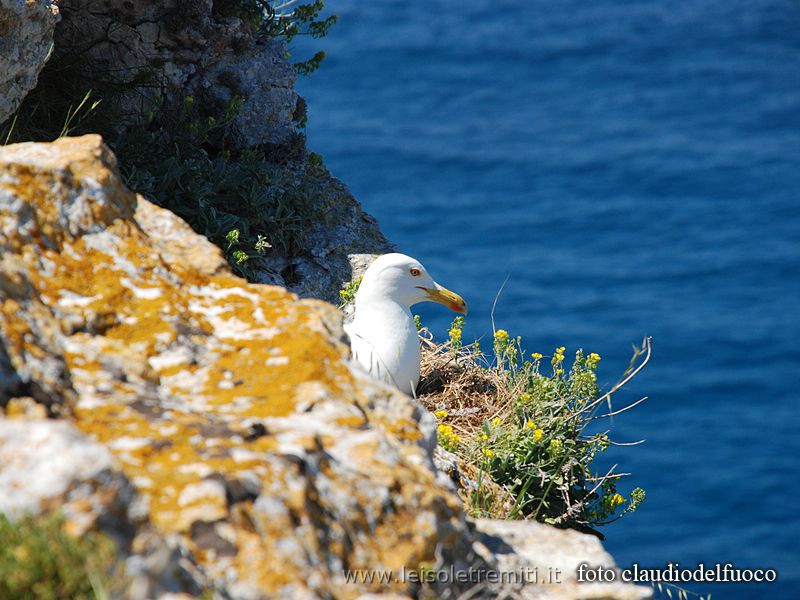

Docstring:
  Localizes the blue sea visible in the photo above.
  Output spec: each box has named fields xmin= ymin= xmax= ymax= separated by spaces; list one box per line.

xmin=295 ymin=1 xmax=800 ymax=597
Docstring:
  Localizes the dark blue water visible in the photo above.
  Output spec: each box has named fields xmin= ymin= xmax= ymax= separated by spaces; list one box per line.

xmin=295 ymin=1 xmax=800 ymax=597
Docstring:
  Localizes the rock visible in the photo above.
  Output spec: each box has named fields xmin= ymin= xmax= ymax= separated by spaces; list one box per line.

xmin=0 ymin=418 xmax=116 ymax=521
xmin=202 ymin=39 xmax=300 ymax=149
xmin=0 ymin=251 xmax=76 ymax=412
xmin=0 ymin=418 xmax=210 ymax=598
xmin=0 ymin=0 xmax=59 ymax=124
xmin=3 ymin=396 xmax=47 ymax=419
xmin=474 ymin=519 xmax=652 ymax=599
xmin=0 ymin=135 xmax=474 ymax=598
xmin=26 ymin=0 xmax=393 ymax=302
xmin=49 ymin=0 xmax=299 ymax=147
xmin=253 ymin=174 xmax=394 ymax=305
xmin=124 ymin=529 xmax=211 ymax=600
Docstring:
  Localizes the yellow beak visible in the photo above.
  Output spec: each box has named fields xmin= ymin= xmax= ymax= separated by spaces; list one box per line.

xmin=418 ymin=284 xmax=468 ymax=315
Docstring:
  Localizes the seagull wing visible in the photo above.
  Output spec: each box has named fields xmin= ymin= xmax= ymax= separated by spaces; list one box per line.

xmin=344 ymin=321 xmax=400 ymax=390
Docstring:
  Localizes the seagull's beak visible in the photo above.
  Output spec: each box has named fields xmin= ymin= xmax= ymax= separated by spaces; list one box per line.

xmin=418 ymin=283 xmax=468 ymax=315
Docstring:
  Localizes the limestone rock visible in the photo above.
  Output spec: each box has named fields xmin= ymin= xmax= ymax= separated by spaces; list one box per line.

xmin=0 ymin=135 xmax=473 ymax=598
xmin=0 ymin=0 xmax=59 ymax=124
xmin=0 ymin=418 xmax=116 ymax=520
xmin=474 ymin=519 xmax=652 ymax=599
xmin=0 ymin=255 xmax=75 ymax=410
xmin=253 ymin=176 xmax=394 ymax=305
xmin=202 ymin=39 xmax=299 ymax=149
xmin=50 ymin=0 xmax=298 ymax=147
xmin=0 ymin=418 xmax=211 ymax=599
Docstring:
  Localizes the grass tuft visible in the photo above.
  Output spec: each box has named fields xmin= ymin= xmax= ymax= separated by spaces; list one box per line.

xmin=0 ymin=512 xmax=118 ymax=600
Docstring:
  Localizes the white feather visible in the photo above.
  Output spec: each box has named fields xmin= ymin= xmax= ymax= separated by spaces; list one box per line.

xmin=345 ymin=253 xmax=465 ymax=395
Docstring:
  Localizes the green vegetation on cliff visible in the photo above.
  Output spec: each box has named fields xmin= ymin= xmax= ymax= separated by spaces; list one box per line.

xmin=215 ymin=0 xmax=338 ymax=75
xmin=114 ymin=94 xmax=327 ymax=277
xmin=422 ymin=321 xmax=649 ymax=534
xmin=0 ymin=513 xmax=117 ymax=600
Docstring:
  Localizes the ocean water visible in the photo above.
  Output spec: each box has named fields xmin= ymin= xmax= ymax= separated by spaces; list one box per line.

xmin=295 ymin=1 xmax=800 ymax=597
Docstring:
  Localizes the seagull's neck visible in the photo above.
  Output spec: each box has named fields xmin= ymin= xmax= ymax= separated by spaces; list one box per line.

xmin=353 ymin=295 xmax=413 ymax=323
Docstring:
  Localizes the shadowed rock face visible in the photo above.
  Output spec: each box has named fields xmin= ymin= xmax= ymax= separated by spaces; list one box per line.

xmin=51 ymin=0 xmax=297 ymax=148
xmin=0 ymin=135 xmax=474 ymax=598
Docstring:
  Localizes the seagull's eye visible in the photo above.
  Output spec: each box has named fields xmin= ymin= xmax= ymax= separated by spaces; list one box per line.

xmin=409 ymin=267 xmax=422 ymax=277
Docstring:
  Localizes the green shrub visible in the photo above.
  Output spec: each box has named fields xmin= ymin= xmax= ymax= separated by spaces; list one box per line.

xmin=420 ymin=319 xmax=651 ymax=533
xmin=113 ymin=95 xmax=328 ymax=278
xmin=214 ymin=0 xmax=337 ymax=75
xmin=338 ymin=275 xmax=362 ymax=307
xmin=0 ymin=512 xmax=118 ymax=600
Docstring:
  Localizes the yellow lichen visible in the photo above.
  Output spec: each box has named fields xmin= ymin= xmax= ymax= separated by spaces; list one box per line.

xmin=0 ymin=136 xmax=465 ymax=597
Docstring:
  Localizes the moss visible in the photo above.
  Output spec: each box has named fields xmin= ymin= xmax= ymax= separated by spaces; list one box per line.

xmin=0 ymin=512 xmax=119 ymax=600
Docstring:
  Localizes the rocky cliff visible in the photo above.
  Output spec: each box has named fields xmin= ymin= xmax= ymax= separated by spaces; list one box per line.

xmin=0 ymin=134 xmax=470 ymax=597
xmin=0 ymin=0 xmax=59 ymax=125
xmin=1 ymin=0 xmax=393 ymax=305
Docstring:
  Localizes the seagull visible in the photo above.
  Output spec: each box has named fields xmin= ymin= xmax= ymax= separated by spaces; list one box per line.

xmin=344 ymin=253 xmax=467 ymax=395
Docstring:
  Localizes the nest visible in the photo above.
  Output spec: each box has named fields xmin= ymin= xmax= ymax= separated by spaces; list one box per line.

xmin=417 ymin=334 xmax=522 ymax=438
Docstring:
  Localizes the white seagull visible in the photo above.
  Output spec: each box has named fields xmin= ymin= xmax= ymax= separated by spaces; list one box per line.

xmin=345 ymin=253 xmax=467 ymax=395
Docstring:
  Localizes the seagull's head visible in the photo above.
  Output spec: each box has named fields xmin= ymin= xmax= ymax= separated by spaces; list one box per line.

xmin=356 ymin=253 xmax=467 ymax=314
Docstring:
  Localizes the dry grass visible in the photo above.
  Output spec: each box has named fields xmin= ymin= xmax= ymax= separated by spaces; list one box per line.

xmin=416 ymin=332 xmax=520 ymax=517
xmin=417 ymin=333 xmax=514 ymax=437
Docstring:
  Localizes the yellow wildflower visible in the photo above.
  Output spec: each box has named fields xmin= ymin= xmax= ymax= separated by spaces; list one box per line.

xmin=519 ymin=393 xmax=531 ymax=402
xmin=494 ymin=329 xmax=509 ymax=344
xmin=482 ymin=448 xmax=494 ymax=458
xmin=588 ymin=352 xmax=601 ymax=362
xmin=548 ymin=439 xmax=563 ymax=454
xmin=531 ymin=352 xmax=543 ymax=360
xmin=525 ymin=420 xmax=536 ymax=429
xmin=437 ymin=423 xmax=461 ymax=450
xmin=610 ymin=493 xmax=626 ymax=508
xmin=481 ymin=433 xmax=488 ymax=442
xmin=434 ymin=409 xmax=448 ymax=419
xmin=552 ymin=347 xmax=565 ymax=365
xmin=533 ymin=428 xmax=544 ymax=441
xmin=491 ymin=417 xmax=501 ymax=427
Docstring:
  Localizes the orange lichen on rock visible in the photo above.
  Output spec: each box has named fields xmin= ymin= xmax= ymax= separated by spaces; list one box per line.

xmin=0 ymin=135 xmax=473 ymax=598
